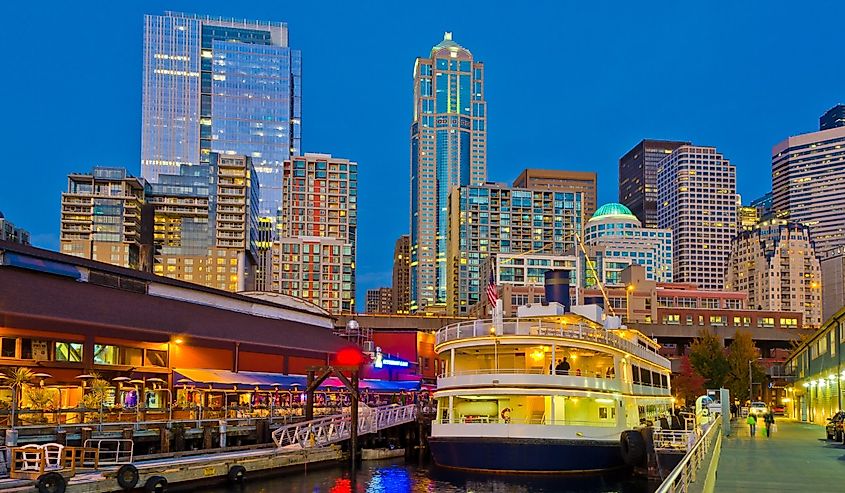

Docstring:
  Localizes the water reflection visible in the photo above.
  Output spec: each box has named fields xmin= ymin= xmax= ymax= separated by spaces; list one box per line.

xmin=210 ymin=459 xmax=652 ymax=493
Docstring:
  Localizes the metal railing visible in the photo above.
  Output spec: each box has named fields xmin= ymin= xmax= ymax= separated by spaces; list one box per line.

xmin=271 ymin=404 xmax=417 ymax=449
xmin=653 ymin=429 xmax=698 ymax=451
xmin=436 ymin=416 xmax=617 ymax=427
xmin=436 ymin=318 xmax=669 ymax=367
xmin=83 ymin=439 xmax=134 ymax=465
xmin=655 ymin=418 xmax=722 ymax=493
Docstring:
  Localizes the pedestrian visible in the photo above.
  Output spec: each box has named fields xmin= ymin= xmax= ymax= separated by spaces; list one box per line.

xmin=764 ymin=411 xmax=775 ymax=438
xmin=730 ymin=402 xmax=738 ymax=419
xmin=560 ymin=357 xmax=571 ymax=375
xmin=746 ymin=413 xmax=757 ymax=437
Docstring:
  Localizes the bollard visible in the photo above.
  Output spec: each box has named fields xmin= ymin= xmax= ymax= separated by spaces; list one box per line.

xmin=202 ymin=423 xmax=213 ymax=450
xmin=5 ymin=429 xmax=19 ymax=447
xmin=218 ymin=419 xmax=227 ymax=449
xmin=122 ymin=428 xmax=133 ymax=440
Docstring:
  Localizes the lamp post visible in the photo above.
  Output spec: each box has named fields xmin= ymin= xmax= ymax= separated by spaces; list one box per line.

xmin=625 ymin=284 xmax=635 ymax=322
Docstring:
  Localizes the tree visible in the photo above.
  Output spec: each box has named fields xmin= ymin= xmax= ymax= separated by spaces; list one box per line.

xmin=726 ymin=330 xmax=765 ymax=404
xmin=1 ymin=367 xmax=35 ymax=428
xmin=688 ymin=330 xmax=729 ymax=389
xmin=672 ymin=356 xmax=706 ymax=405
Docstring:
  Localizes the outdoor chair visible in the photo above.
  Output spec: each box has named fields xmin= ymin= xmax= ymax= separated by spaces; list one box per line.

xmin=40 ymin=443 xmax=64 ymax=470
xmin=17 ymin=444 xmax=42 ymax=472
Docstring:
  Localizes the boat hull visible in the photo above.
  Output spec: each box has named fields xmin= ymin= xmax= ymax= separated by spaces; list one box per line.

xmin=428 ymin=436 xmax=624 ymax=474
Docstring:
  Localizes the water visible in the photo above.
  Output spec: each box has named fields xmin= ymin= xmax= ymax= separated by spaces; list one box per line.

xmin=209 ymin=459 xmax=655 ymax=493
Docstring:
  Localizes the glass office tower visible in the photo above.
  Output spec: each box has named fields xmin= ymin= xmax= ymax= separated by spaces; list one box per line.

xmin=410 ymin=33 xmax=486 ymax=313
xmin=141 ymin=11 xmax=301 ymax=221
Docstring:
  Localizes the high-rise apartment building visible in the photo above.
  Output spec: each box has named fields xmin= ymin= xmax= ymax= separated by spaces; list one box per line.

xmin=272 ymin=153 xmax=357 ymax=313
xmin=512 ymin=169 xmax=598 ymax=217
xmin=750 ymin=192 xmax=774 ymax=220
xmin=60 ymin=168 xmax=152 ymax=271
xmin=141 ymin=11 xmax=301 ymax=220
xmin=619 ymin=139 xmax=691 ymax=228
xmin=582 ymin=203 xmax=673 ymax=286
xmin=0 ymin=211 xmax=30 ymax=245
xmin=820 ymin=104 xmax=845 ymax=131
xmin=821 ymin=247 xmax=845 ymax=323
xmin=410 ymin=33 xmax=487 ymax=313
xmin=366 ymin=287 xmax=393 ymax=314
xmin=772 ymin=126 xmax=845 ymax=254
xmin=447 ymin=184 xmax=582 ymax=315
xmin=148 ymin=153 xmax=260 ymax=292
xmin=738 ymin=205 xmax=759 ymax=231
xmin=657 ymin=145 xmax=737 ymax=290
xmin=725 ymin=219 xmax=822 ymax=327
xmin=392 ymin=234 xmax=411 ymax=314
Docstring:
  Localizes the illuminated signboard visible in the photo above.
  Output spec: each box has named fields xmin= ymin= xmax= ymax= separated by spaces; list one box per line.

xmin=373 ymin=347 xmax=410 ymax=369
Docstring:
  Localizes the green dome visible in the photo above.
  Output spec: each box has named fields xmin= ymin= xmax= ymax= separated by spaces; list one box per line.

xmin=591 ymin=203 xmax=636 ymax=220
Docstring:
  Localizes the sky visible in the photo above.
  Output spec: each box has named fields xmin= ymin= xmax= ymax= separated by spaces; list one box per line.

xmin=2 ymin=1 xmax=844 ymax=309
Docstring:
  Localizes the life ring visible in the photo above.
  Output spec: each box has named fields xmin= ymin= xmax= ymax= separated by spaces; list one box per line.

xmin=500 ymin=408 xmax=511 ymax=423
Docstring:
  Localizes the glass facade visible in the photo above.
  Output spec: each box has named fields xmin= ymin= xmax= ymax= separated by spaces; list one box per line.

xmin=142 ymin=12 xmax=301 ymax=222
xmin=411 ymin=34 xmax=486 ymax=312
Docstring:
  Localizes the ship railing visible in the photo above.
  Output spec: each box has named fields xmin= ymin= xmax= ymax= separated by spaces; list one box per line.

xmin=655 ymin=418 xmax=722 ymax=493
xmin=436 ymin=416 xmax=617 ymax=427
xmin=653 ymin=429 xmax=698 ymax=452
xmin=441 ymin=368 xmax=615 ymax=379
xmin=436 ymin=318 xmax=669 ymax=367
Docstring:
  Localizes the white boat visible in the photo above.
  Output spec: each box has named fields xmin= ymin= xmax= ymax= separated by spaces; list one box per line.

xmin=428 ymin=311 xmax=674 ymax=474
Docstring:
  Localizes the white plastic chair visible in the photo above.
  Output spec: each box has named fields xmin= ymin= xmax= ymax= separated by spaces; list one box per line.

xmin=40 ymin=443 xmax=64 ymax=470
xmin=18 ymin=444 xmax=42 ymax=472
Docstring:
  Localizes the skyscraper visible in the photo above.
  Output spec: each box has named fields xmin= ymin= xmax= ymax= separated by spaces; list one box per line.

xmin=272 ymin=153 xmax=357 ymax=313
xmin=392 ymin=234 xmax=411 ymax=314
xmin=512 ymin=169 xmax=598 ymax=217
xmin=410 ymin=33 xmax=487 ymax=313
xmin=657 ymin=145 xmax=737 ymax=290
xmin=366 ymin=287 xmax=393 ymax=314
xmin=0 ymin=211 xmax=30 ymax=245
xmin=725 ymin=219 xmax=822 ymax=327
xmin=820 ymin=104 xmax=845 ymax=131
xmin=141 ymin=11 xmax=301 ymax=220
xmin=619 ymin=140 xmax=690 ymax=228
xmin=772 ymin=125 xmax=845 ymax=254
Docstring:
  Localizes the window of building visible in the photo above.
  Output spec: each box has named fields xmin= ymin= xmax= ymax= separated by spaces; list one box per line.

xmin=146 ymin=349 xmax=168 ymax=367
xmin=1 ymin=338 xmax=16 ymax=358
xmin=55 ymin=342 xmax=83 ymax=362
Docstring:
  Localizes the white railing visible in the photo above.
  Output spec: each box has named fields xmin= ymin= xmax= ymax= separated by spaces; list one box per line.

xmin=655 ymin=418 xmax=722 ymax=493
xmin=436 ymin=417 xmax=617 ymax=427
xmin=653 ymin=429 xmax=698 ymax=452
xmin=436 ymin=318 xmax=669 ymax=367
xmin=83 ymin=438 xmax=134 ymax=465
xmin=271 ymin=404 xmax=417 ymax=449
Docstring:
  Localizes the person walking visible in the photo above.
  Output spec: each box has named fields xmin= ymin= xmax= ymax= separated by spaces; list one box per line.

xmin=764 ymin=411 xmax=775 ymax=438
xmin=746 ymin=413 xmax=757 ymax=437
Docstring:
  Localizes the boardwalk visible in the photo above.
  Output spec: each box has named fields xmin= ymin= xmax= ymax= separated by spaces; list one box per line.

xmin=714 ymin=418 xmax=845 ymax=492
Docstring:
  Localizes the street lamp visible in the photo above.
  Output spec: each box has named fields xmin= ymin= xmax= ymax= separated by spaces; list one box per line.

xmin=626 ymin=284 xmax=635 ymax=322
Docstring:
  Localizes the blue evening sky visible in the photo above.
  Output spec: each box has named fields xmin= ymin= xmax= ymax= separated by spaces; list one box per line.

xmin=2 ymin=1 xmax=843 ymax=309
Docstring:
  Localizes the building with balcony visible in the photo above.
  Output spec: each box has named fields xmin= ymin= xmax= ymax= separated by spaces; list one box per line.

xmin=0 ymin=211 xmax=30 ymax=245
xmin=60 ymin=167 xmax=153 ymax=271
xmin=446 ymin=183 xmax=583 ymax=316
xmin=270 ymin=237 xmax=354 ymax=315
xmin=582 ymin=203 xmax=673 ymax=286
xmin=513 ymin=169 xmax=598 ymax=218
xmin=657 ymin=145 xmax=737 ymax=290
xmin=725 ymin=218 xmax=822 ymax=328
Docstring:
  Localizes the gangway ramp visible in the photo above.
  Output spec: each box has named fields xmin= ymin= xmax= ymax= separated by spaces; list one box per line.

xmin=272 ymin=404 xmax=417 ymax=449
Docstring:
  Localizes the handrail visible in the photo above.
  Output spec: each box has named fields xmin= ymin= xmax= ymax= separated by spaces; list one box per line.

xmin=436 ymin=318 xmax=670 ymax=368
xmin=271 ymin=404 xmax=417 ymax=449
xmin=83 ymin=439 xmax=134 ymax=465
xmin=655 ymin=418 xmax=722 ymax=493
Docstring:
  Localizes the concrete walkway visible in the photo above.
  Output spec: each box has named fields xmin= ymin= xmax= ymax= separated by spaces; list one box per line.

xmin=714 ymin=418 xmax=845 ymax=492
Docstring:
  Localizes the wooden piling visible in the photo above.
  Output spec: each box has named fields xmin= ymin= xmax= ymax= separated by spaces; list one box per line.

xmin=202 ymin=424 xmax=213 ymax=450
xmin=160 ymin=427 xmax=171 ymax=453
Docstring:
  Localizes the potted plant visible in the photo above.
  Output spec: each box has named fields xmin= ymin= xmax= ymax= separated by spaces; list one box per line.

xmin=1 ymin=367 xmax=35 ymax=428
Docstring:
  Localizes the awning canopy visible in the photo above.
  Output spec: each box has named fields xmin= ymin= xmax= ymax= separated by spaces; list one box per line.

xmin=174 ymin=368 xmax=420 ymax=392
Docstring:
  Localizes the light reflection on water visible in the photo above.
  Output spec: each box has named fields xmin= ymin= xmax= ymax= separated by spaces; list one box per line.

xmin=210 ymin=459 xmax=653 ymax=493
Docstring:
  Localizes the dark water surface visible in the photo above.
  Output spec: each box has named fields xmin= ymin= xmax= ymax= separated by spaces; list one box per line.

xmin=208 ymin=459 xmax=655 ymax=493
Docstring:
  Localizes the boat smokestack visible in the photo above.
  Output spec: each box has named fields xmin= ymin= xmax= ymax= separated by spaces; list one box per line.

xmin=544 ymin=270 xmax=571 ymax=312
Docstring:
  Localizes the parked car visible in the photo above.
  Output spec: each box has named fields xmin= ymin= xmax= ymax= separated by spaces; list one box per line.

xmin=770 ymin=404 xmax=785 ymax=415
xmin=749 ymin=402 xmax=768 ymax=416
xmin=825 ymin=411 xmax=845 ymax=440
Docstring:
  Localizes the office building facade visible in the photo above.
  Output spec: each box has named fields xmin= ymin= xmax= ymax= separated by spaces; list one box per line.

xmin=512 ymin=169 xmax=598 ymax=217
xmin=821 ymin=247 xmax=845 ymax=323
xmin=60 ymin=168 xmax=152 ymax=271
xmin=392 ymin=235 xmax=411 ymax=314
xmin=141 ymin=11 xmax=301 ymax=220
xmin=366 ymin=287 xmax=393 ymax=314
xmin=273 ymin=153 xmax=357 ymax=313
xmin=410 ymin=33 xmax=487 ymax=313
xmin=772 ymin=126 xmax=845 ymax=254
xmin=148 ymin=153 xmax=260 ymax=292
xmin=582 ymin=203 xmax=673 ymax=286
xmin=619 ymin=139 xmax=690 ymax=228
xmin=750 ymin=192 xmax=774 ymax=220
xmin=0 ymin=211 xmax=30 ymax=245
xmin=447 ymin=183 xmax=582 ymax=315
xmin=657 ymin=145 xmax=737 ymax=290
xmin=725 ymin=219 xmax=822 ymax=328
xmin=820 ymin=104 xmax=845 ymax=131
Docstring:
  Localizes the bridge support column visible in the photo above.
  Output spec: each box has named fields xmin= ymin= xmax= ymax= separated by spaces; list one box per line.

xmin=350 ymin=370 xmax=359 ymax=471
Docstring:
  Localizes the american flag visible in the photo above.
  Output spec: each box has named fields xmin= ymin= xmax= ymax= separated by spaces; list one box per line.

xmin=486 ymin=258 xmax=499 ymax=307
